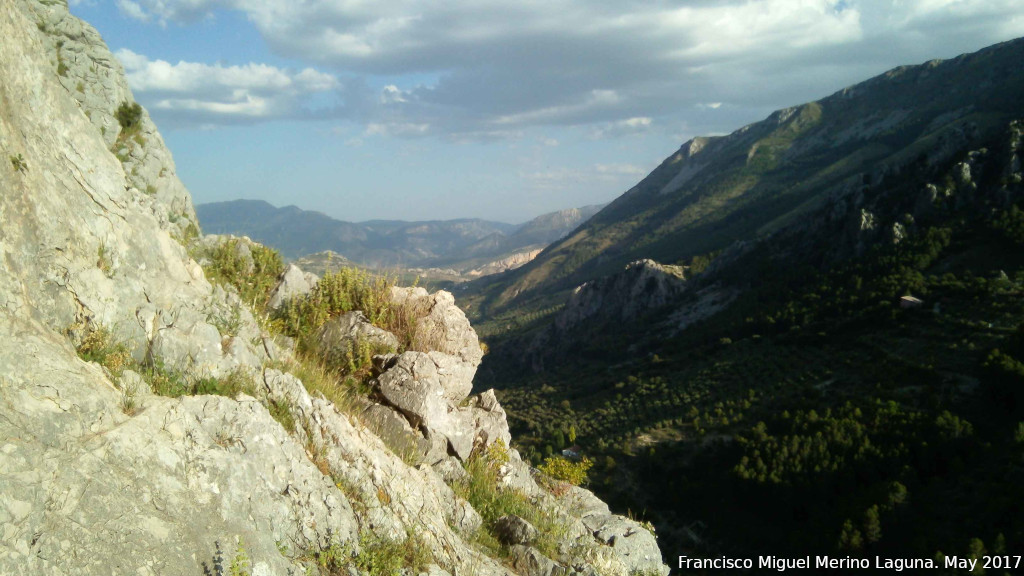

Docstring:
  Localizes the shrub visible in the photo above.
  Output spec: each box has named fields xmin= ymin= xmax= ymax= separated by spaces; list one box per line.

xmin=538 ymin=456 xmax=594 ymax=490
xmin=453 ymin=440 xmax=568 ymax=557
xmin=9 ymin=154 xmax=27 ymax=173
xmin=203 ymin=238 xmax=284 ymax=308
xmin=115 ymin=101 xmax=143 ymax=134
xmin=275 ymin=268 xmax=395 ymax=344
xmin=202 ymin=538 xmax=251 ymax=576
xmin=313 ymin=530 xmax=432 ymax=576
xmin=76 ymin=325 xmax=132 ymax=378
xmin=274 ymin=266 xmax=437 ymax=355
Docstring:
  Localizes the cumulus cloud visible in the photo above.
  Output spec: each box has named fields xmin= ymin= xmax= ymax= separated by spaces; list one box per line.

xmin=114 ymin=0 xmax=1024 ymax=136
xmin=522 ymin=162 xmax=649 ymax=191
xmin=115 ymin=49 xmax=338 ymax=126
xmin=591 ymin=117 xmax=652 ymax=139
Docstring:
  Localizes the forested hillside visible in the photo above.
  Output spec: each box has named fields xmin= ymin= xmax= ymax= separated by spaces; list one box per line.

xmin=470 ymin=40 xmax=1024 ymax=573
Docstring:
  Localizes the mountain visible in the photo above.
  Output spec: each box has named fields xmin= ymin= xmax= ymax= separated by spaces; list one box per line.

xmin=463 ymin=38 xmax=1024 ymax=323
xmin=0 ymin=2 xmax=666 ymax=575
xmin=197 ymin=200 xmax=603 ymax=275
xmin=473 ymin=37 xmax=1024 ymax=563
xmin=196 ymin=199 xmax=517 ymax=266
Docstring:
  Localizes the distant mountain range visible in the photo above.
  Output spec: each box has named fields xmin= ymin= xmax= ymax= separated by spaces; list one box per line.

xmin=196 ymin=200 xmax=603 ymax=274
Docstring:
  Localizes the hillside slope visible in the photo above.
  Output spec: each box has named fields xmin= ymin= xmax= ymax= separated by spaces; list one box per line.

xmin=464 ymin=37 xmax=1024 ymax=322
xmin=472 ymin=36 xmax=1024 ymax=567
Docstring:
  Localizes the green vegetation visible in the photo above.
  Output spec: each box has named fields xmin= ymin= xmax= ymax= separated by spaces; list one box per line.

xmin=312 ymin=530 xmax=432 ymax=576
xmin=96 ymin=242 xmax=112 ymax=274
xmin=478 ymin=123 xmax=1024 ymax=567
xmin=72 ymin=322 xmax=260 ymax=402
xmin=453 ymin=440 xmax=570 ymax=558
xmin=9 ymin=154 xmax=27 ymax=174
xmin=202 ymin=238 xmax=284 ymax=308
xmin=202 ymin=539 xmax=251 ymax=576
xmin=55 ymin=40 xmax=68 ymax=77
xmin=115 ymin=101 xmax=143 ymax=134
xmin=275 ymin=267 xmax=396 ymax=345
xmin=74 ymin=324 xmax=132 ymax=378
xmin=537 ymin=456 xmax=593 ymax=492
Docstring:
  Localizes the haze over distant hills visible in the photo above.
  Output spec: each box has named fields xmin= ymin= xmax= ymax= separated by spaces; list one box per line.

xmin=197 ymin=199 xmax=603 ymax=274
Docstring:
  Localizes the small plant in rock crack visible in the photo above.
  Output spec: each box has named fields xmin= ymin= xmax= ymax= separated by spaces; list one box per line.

xmin=9 ymin=154 xmax=27 ymax=173
xmin=202 ymin=538 xmax=251 ymax=576
xmin=119 ymin=380 xmax=139 ymax=416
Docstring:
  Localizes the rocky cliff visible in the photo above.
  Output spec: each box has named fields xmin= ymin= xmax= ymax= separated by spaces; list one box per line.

xmin=0 ymin=2 xmax=667 ymax=575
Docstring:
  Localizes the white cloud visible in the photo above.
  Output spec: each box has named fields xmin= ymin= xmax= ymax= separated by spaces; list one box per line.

xmin=112 ymin=0 xmax=1024 ymax=137
xmin=116 ymin=0 xmax=150 ymax=22
xmin=592 ymin=117 xmax=652 ymax=139
xmin=115 ymin=49 xmax=338 ymax=125
xmin=521 ymin=162 xmax=650 ymax=191
xmin=594 ymin=163 xmax=646 ymax=177
xmin=365 ymin=122 xmax=430 ymax=137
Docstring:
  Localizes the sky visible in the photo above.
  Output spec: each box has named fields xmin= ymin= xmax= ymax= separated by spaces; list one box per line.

xmin=68 ymin=0 xmax=1024 ymax=224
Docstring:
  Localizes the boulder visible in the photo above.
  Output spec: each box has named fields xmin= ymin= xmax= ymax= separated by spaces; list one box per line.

xmin=390 ymin=287 xmax=482 ymax=401
xmin=508 ymin=545 xmax=561 ymax=576
xmin=360 ymin=402 xmax=447 ymax=466
xmin=495 ymin=515 xmax=539 ymax=546
xmin=591 ymin=515 xmax=668 ymax=576
xmin=315 ymin=311 xmax=399 ymax=368
xmin=375 ymin=352 xmax=450 ymax=431
xmin=267 ymin=264 xmax=318 ymax=310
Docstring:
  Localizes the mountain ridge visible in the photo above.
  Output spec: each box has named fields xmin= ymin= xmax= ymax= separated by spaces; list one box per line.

xmin=197 ymin=198 xmax=604 ymax=273
xmin=462 ymin=37 xmax=1024 ymax=323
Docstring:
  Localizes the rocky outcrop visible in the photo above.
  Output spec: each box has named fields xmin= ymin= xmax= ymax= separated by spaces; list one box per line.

xmin=20 ymin=0 xmax=197 ymax=236
xmin=0 ymin=2 xmax=668 ymax=575
xmin=555 ymin=259 xmax=687 ymax=333
xmin=315 ymin=311 xmax=399 ymax=365
xmin=268 ymin=263 xmax=320 ymax=310
xmin=467 ymin=249 xmax=544 ymax=277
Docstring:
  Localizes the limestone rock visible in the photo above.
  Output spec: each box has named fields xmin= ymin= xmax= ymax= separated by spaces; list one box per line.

xmin=495 ymin=515 xmax=539 ymax=546
xmin=590 ymin=515 xmax=668 ymax=576
xmin=508 ymin=546 xmax=561 ymax=576
xmin=376 ymin=352 xmax=451 ymax=431
xmin=390 ymin=286 xmax=482 ymax=400
xmin=315 ymin=311 xmax=399 ymax=367
xmin=553 ymin=259 xmax=687 ymax=334
xmin=22 ymin=0 xmax=197 ymax=235
xmin=0 ymin=315 xmax=355 ymax=576
xmin=268 ymin=263 xmax=318 ymax=310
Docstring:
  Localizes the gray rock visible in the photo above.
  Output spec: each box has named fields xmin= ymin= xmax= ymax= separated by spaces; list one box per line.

xmin=509 ymin=545 xmax=561 ymax=576
xmin=376 ymin=352 xmax=451 ymax=431
xmin=495 ymin=515 xmax=539 ymax=545
xmin=316 ymin=311 xmax=399 ymax=368
xmin=448 ymin=391 xmax=513 ymax=461
xmin=268 ymin=264 xmax=318 ymax=310
xmin=390 ymin=287 xmax=482 ymax=402
xmin=360 ymin=402 xmax=446 ymax=466
xmin=451 ymin=498 xmax=484 ymax=536
xmin=591 ymin=515 xmax=668 ymax=576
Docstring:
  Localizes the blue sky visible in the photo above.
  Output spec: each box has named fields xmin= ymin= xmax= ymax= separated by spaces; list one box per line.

xmin=69 ymin=0 xmax=1024 ymax=224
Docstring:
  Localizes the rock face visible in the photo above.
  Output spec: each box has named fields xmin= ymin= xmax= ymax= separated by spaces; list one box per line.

xmin=268 ymin=263 xmax=319 ymax=310
xmin=0 ymin=2 xmax=668 ymax=575
xmin=315 ymin=311 xmax=399 ymax=366
xmin=554 ymin=259 xmax=687 ymax=333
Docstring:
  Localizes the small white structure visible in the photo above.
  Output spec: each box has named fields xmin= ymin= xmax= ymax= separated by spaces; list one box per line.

xmin=900 ymin=295 xmax=924 ymax=309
